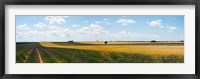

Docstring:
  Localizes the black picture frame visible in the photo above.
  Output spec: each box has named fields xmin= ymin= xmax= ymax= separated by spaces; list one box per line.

xmin=0 ymin=0 xmax=199 ymax=79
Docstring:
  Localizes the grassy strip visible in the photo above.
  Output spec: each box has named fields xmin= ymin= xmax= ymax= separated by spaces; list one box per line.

xmin=44 ymin=47 xmax=110 ymax=63
xmin=16 ymin=47 xmax=33 ymax=63
xmin=16 ymin=43 xmax=35 ymax=52
xmin=52 ymin=42 xmax=87 ymax=46
xmin=25 ymin=48 xmax=40 ymax=63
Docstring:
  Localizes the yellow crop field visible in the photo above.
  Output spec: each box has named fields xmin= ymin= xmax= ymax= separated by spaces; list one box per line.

xmin=79 ymin=42 xmax=149 ymax=45
xmin=39 ymin=42 xmax=184 ymax=57
xmin=79 ymin=42 xmax=182 ymax=45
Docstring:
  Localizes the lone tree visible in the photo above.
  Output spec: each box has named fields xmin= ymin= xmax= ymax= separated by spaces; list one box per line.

xmin=105 ymin=41 xmax=108 ymax=44
xmin=180 ymin=40 xmax=184 ymax=42
xmin=68 ymin=40 xmax=74 ymax=43
xmin=151 ymin=40 xmax=156 ymax=43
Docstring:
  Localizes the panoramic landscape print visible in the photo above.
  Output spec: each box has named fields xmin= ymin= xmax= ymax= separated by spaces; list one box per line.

xmin=16 ymin=16 xmax=184 ymax=63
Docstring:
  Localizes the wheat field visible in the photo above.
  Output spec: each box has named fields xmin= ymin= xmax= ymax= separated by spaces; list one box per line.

xmin=40 ymin=42 xmax=184 ymax=57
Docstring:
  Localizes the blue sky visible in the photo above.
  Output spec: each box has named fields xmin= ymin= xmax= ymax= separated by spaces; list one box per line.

xmin=16 ymin=16 xmax=184 ymax=42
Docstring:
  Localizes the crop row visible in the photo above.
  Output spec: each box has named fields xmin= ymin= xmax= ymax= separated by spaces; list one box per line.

xmin=16 ymin=43 xmax=35 ymax=52
xmin=16 ymin=43 xmax=40 ymax=63
xmin=16 ymin=47 xmax=33 ymax=63
xmin=25 ymin=47 xmax=40 ymax=63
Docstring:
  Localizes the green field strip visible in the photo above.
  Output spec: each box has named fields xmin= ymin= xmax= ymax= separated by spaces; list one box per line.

xmin=16 ymin=43 xmax=35 ymax=52
xmin=25 ymin=48 xmax=40 ymax=63
xmin=45 ymin=48 xmax=110 ymax=63
xmin=42 ymin=48 xmax=73 ymax=63
xmin=52 ymin=42 xmax=88 ymax=46
xmin=37 ymin=46 xmax=62 ymax=63
xmin=16 ymin=47 xmax=34 ymax=63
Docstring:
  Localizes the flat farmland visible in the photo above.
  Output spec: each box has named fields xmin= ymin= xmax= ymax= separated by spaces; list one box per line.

xmin=16 ymin=42 xmax=184 ymax=63
xmin=78 ymin=41 xmax=183 ymax=45
xmin=41 ymin=42 xmax=183 ymax=56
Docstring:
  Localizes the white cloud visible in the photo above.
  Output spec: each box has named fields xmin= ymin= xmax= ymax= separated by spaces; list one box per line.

xmin=23 ymin=31 xmax=38 ymax=37
xmin=46 ymin=29 xmax=71 ymax=37
xmin=147 ymin=20 xmax=162 ymax=27
xmin=34 ymin=22 xmax=47 ymax=28
xmin=118 ymin=31 xmax=138 ymax=37
xmin=72 ymin=24 xmax=80 ymax=27
xmin=159 ymin=26 xmax=164 ymax=28
xmin=103 ymin=19 xmax=111 ymax=25
xmin=16 ymin=31 xmax=23 ymax=38
xmin=49 ymin=26 xmax=61 ymax=29
xmin=77 ymin=24 xmax=109 ymax=35
xmin=16 ymin=24 xmax=30 ymax=30
xmin=116 ymin=31 xmax=159 ymax=38
xmin=17 ymin=28 xmax=72 ymax=39
xmin=166 ymin=26 xmax=177 ymax=32
xmin=147 ymin=20 xmax=177 ymax=32
xmin=45 ymin=16 xmax=68 ymax=24
xmin=16 ymin=31 xmax=43 ymax=39
xmin=94 ymin=21 xmax=103 ymax=24
xmin=116 ymin=19 xmax=135 ymax=25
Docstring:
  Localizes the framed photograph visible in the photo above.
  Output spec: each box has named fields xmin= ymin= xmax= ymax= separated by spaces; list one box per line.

xmin=0 ymin=0 xmax=199 ymax=79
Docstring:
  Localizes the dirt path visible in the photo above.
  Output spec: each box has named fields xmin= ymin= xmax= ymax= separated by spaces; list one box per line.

xmin=23 ymin=47 xmax=34 ymax=63
xmin=36 ymin=48 xmax=44 ymax=63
